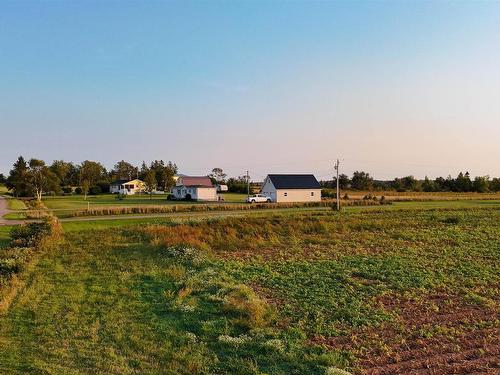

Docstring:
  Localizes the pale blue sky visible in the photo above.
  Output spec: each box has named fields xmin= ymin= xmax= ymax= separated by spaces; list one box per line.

xmin=1 ymin=1 xmax=499 ymax=180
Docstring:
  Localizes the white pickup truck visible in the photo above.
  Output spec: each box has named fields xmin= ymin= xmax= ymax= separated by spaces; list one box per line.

xmin=245 ymin=194 xmax=272 ymax=203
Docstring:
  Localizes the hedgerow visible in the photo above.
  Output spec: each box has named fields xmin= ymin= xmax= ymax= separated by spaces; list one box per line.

xmin=72 ymin=199 xmax=384 ymax=217
xmin=0 ymin=217 xmax=62 ymax=313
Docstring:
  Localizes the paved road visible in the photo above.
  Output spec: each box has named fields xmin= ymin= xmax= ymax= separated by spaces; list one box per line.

xmin=0 ymin=196 xmax=25 ymax=226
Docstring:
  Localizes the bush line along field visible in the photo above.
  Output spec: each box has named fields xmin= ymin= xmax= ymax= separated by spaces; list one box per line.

xmin=0 ymin=207 xmax=498 ymax=374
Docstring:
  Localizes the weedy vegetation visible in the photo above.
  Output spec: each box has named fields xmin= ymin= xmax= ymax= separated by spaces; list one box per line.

xmin=0 ymin=206 xmax=498 ymax=374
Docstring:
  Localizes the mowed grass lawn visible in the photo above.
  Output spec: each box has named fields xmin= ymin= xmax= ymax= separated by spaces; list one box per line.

xmin=42 ymin=193 xmax=248 ymax=218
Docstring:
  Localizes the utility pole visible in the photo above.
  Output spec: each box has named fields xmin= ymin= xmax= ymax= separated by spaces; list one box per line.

xmin=246 ymin=170 xmax=250 ymax=198
xmin=334 ymin=159 xmax=340 ymax=211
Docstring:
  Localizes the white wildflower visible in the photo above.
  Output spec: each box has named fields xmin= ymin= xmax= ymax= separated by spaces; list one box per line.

xmin=185 ymin=332 xmax=197 ymax=342
xmin=217 ymin=334 xmax=251 ymax=346
xmin=263 ymin=339 xmax=285 ymax=352
xmin=325 ymin=367 xmax=352 ymax=375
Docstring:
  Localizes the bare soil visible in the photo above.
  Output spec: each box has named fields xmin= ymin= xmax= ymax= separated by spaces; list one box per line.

xmin=313 ymin=290 xmax=500 ymax=374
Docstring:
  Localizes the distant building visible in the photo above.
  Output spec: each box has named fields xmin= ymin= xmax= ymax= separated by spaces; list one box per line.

xmin=109 ymin=179 xmax=146 ymax=195
xmin=171 ymin=176 xmax=217 ymax=201
xmin=261 ymin=174 xmax=321 ymax=203
xmin=216 ymin=184 xmax=228 ymax=192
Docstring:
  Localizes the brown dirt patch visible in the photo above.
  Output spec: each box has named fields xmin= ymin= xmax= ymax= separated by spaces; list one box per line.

xmin=313 ymin=290 xmax=500 ymax=374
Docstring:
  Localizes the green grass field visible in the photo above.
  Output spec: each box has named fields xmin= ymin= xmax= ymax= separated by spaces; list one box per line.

xmin=44 ymin=193 xmax=247 ymax=208
xmin=0 ymin=206 xmax=498 ymax=373
xmin=6 ymin=198 xmax=27 ymax=211
xmin=40 ymin=193 xmax=248 ymax=218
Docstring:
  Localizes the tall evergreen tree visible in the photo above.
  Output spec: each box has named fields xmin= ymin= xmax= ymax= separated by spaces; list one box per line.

xmin=6 ymin=156 xmax=30 ymax=197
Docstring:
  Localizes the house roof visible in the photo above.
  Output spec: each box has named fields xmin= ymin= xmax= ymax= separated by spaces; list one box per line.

xmin=267 ymin=174 xmax=321 ymax=189
xmin=110 ymin=179 xmax=130 ymax=185
xmin=110 ymin=179 xmax=142 ymax=185
xmin=179 ymin=176 xmax=213 ymax=187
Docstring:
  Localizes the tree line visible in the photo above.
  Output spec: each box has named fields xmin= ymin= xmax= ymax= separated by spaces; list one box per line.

xmin=322 ymin=171 xmax=500 ymax=193
xmin=3 ymin=159 xmax=499 ymax=201
xmin=3 ymin=156 xmax=177 ymax=200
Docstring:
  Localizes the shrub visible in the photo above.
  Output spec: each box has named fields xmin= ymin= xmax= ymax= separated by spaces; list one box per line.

xmin=10 ymin=221 xmax=53 ymax=248
xmin=0 ymin=258 xmax=24 ymax=274
xmin=74 ymin=187 xmax=83 ymax=195
xmin=89 ymin=186 xmax=102 ymax=195
xmin=322 ymin=189 xmax=336 ymax=199
xmin=96 ymin=182 xmax=110 ymax=193
xmin=62 ymin=186 xmax=73 ymax=194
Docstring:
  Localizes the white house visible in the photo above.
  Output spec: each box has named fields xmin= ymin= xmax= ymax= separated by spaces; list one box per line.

xmin=261 ymin=174 xmax=322 ymax=203
xmin=216 ymin=184 xmax=228 ymax=192
xmin=171 ymin=176 xmax=217 ymax=201
xmin=109 ymin=179 xmax=146 ymax=195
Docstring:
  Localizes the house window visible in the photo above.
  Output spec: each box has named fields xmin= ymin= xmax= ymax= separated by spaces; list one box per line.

xmin=284 ymin=192 xmax=288 ymax=197
xmin=311 ymin=192 xmax=314 ymax=196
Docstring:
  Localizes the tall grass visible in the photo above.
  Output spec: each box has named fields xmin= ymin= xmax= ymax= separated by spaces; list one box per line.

xmin=72 ymin=200 xmax=382 ymax=217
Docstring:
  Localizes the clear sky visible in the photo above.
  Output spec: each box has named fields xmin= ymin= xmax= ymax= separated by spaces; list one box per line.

xmin=1 ymin=1 xmax=499 ymax=181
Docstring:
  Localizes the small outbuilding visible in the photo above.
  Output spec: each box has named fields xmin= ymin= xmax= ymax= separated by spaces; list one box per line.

xmin=171 ymin=176 xmax=218 ymax=201
xmin=261 ymin=174 xmax=321 ymax=203
xmin=109 ymin=179 xmax=146 ymax=195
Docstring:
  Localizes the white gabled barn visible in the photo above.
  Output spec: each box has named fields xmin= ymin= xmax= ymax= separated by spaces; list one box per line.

xmin=261 ymin=174 xmax=322 ymax=203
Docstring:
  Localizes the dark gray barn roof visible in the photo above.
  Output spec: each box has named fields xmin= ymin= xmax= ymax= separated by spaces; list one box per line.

xmin=110 ymin=179 xmax=131 ymax=186
xmin=267 ymin=174 xmax=321 ymax=189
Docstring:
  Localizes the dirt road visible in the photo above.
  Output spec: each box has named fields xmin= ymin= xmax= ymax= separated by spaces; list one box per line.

xmin=0 ymin=196 xmax=24 ymax=225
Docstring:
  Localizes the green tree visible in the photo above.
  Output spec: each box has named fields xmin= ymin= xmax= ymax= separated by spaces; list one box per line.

xmin=26 ymin=159 xmax=60 ymax=201
xmin=6 ymin=156 xmax=30 ymax=197
xmin=351 ymin=171 xmax=374 ymax=190
xmin=144 ymin=169 xmax=157 ymax=199
xmin=139 ymin=161 xmax=149 ymax=180
xmin=422 ymin=176 xmax=436 ymax=192
xmin=455 ymin=172 xmax=472 ymax=192
xmin=50 ymin=160 xmax=76 ymax=187
xmin=472 ymin=176 xmax=489 ymax=193
xmin=209 ymin=168 xmax=227 ymax=184
xmin=333 ymin=173 xmax=350 ymax=189
xmin=163 ymin=161 xmax=177 ymax=192
xmin=227 ymin=176 xmax=248 ymax=193
xmin=150 ymin=160 xmax=177 ymax=191
xmin=111 ymin=160 xmax=138 ymax=180
xmin=490 ymin=178 xmax=500 ymax=192
xmin=0 ymin=173 xmax=5 ymax=184
xmin=79 ymin=161 xmax=107 ymax=200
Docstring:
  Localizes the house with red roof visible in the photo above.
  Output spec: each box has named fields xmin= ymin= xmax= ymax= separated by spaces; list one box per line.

xmin=171 ymin=175 xmax=217 ymax=201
